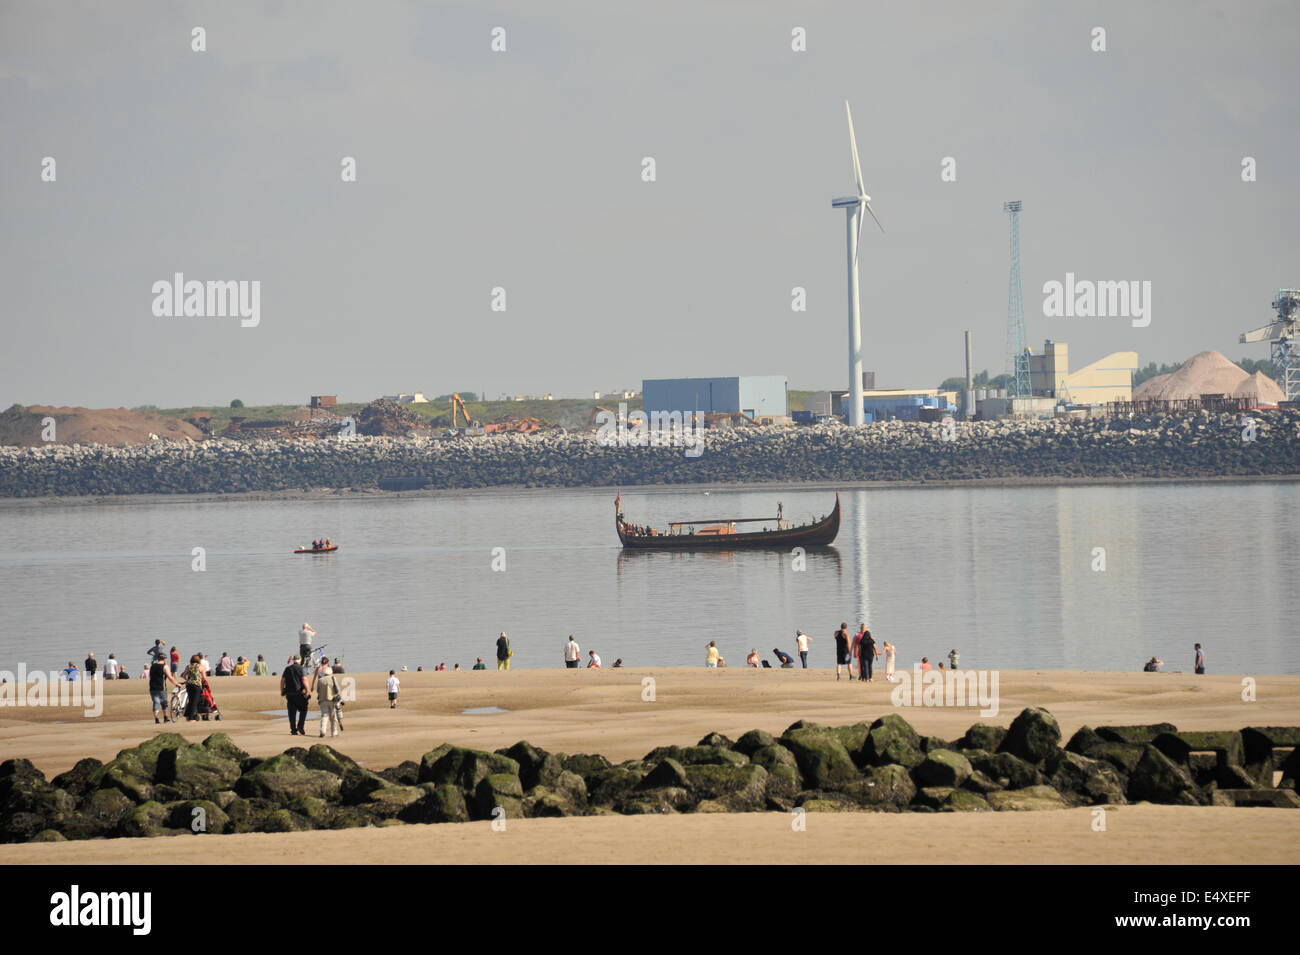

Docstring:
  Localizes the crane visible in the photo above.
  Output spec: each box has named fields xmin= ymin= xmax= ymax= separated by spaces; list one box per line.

xmin=1240 ymin=289 xmax=1300 ymax=402
xmin=450 ymin=393 xmax=472 ymax=428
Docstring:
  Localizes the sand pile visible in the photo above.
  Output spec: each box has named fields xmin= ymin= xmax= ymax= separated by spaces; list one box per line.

xmin=0 ymin=404 xmax=204 ymax=447
xmin=1133 ymin=351 xmax=1284 ymax=403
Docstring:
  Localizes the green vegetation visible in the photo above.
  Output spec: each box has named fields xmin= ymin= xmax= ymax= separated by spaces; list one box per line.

xmin=229 ymin=399 xmax=243 ymax=408
xmin=938 ymin=371 xmax=1013 ymax=391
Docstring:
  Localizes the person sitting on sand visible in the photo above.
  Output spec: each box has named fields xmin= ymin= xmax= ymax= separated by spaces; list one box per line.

xmin=1143 ymin=656 xmax=1164 ymax=672
xmin=473 ymin=657 xmax=486 ymax=670
xmin=453 ymin=663 xmax=461 ymax=671
xmin=919 ymin=657 xmax=932 ymax=671
xmin=746 ymin=649 xmax=760 ymax=667
xmin=612 ymin=658 xmax=623 ymax=668
xmin=587 ymin=651 xmax=601 ymax=668
xmin=435 ymin=662 xmax=446 ymax=671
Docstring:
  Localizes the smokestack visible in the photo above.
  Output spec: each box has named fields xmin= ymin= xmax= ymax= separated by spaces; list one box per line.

xmin=964 ymin=331 xmax=973 ymax=390
xmin=964 ymin=330 xmax=975 ymax=419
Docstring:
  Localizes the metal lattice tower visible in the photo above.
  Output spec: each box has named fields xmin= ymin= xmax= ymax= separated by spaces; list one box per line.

xmin=1240 ymin=288 xmax=1300 ymax=403
xmin=1003 ymin=201 xmax=1032 ymax=399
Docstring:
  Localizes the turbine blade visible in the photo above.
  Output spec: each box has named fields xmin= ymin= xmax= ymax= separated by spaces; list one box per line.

xmin=845 ymin=101 xmax=865 ymax=197
xmin=865 ymin=201 xmax=885 ymax=233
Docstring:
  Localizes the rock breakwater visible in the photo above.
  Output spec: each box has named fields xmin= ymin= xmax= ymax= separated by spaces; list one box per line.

xmin=2 ymin=411 xmax=1297 ymax=498
xmin=3 ymin=710 xmax=1296 ymax=841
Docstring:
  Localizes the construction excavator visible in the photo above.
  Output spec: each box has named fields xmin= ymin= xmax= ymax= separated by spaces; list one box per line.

xmin=450 ymin=393 xmax=473 ymax=428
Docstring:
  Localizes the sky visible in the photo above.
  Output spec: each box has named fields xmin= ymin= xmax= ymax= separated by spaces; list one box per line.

xmin=2 ymin=0 xmax=1297 ymax=408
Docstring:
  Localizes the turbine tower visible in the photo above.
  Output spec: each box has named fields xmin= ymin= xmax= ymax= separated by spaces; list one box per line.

xmin=832 ymin=101 xmax=884 ymax=427
xmin=1003 ymin=200 xmax=1031 ymax=399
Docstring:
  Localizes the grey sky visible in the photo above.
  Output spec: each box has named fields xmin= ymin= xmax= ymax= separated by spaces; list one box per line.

xmin=2 ymin=0 xmax=1296 ymax=408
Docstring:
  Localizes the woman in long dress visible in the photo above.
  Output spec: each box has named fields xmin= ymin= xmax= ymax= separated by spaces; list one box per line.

xmin=883 ymin=640 xmax=897 ymax=681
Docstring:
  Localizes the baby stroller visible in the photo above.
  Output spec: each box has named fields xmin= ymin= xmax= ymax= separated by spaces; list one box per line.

xmin=196 ymin=674 xmax=222 ymax=721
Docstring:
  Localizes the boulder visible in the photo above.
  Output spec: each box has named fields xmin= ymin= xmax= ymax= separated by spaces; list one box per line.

xmin=697 ymin=732 xmax=735 ymax=749
xmin=201 ymin=733 xmax=249 ymax=763
xmin=912 ymin=750 xmax=972 ymax=788
xmin=1152 ymin=731 xmax=1244 ymax=771
xmin=997 ymin=708 xmax=1061 ymax=764
xmin=1210 ymin=789 xmax=1300 ymax=809
xmin=639 ymin=758 xmax=689 ymax=791
xmin=165 ymin=799 xmax=231 ymax=834
xmin=224 ymin=796 xmax=279 ymax=834
xmin=1084 ymin=742 xmax=1146 ymax=776
xmin=473 ymin=773 xmax=524 ymax=821
xmin=1241 ymin=727 xmax=1300 ymax=786
xmin=361 ymin=785 xmax=424 ymax=820
xmin=302 ymin=744 xmax=362 ymax=776
xmin=64 ymin=788 xmax=135 ymax=839
xmin=416 ymin=743 xmax=455 ymax=781
xmin=1047 ymin=751 xmax=1127 ymax=806
xmin=155 ymin=746 xmax=241 ymax=798
xmin=90 ymin=753 xmax=154 ymax=803
xmin=1096 ymin=723 xmax=1177 ymax=745
xmin=587 ymin=766 xmax=646 ymax=806
xmin=114 ymin=734 xmax=190 ymax=778
xmin=1277 ymin=747 xmax=1300 ymax=792
xmin=51 ymin=758 xmax=104 ymax=799
xmin=1065 ymin=726 xmax=1106 ymax=755
xmin=987 ymin=785 xmax=1069 ymax=811
xmin=642 ymin=745 xmax=747 ymax=768
xmin=235 ymin=754 xmax=342 ymax=803
xmin=942 ymin=789 xmax=990 ymax=811
xmin=1127 ymin=745 xmax=1203 ymax=805
xmin=618 ymin=786 xmax=692 ymax=815
xmin=734 ymin=729 xmax=776 ymax=756
xmin=963 ymin=723 xmax=1008 ymax=752
xmin=119 ymin=800 xmax=171 ymax=838
xmin=842 ymin=764 xmax=917 ymax=810
xmin=419 ymin=747 xmax=520 ymax=792
xmin=561 ymin=753 xmax=612 ymax=778
xmin=30 ymin=829 xmax=68 ymax=842
xmin=830 ymin=722 xmax=873 ymax=758
xmin=524 ymin=771 xmax=587 ymax=817
xmin=960 ymin=771 xmax=1003 ymax=795
xmin=913 ymin=786 xmax=955 ymax=809
xmin=682 ymin=764 xmax=769 ymax=812
xmin=0 ymin=773 xmax=76 ymax=842
xmin=402 ymin=783 xmax=470 ymax=824
xmin=257 ymin=809 xmax=311 ymax=833
xmin=499 ymin=742 xmax=563 ymax=789
xmin=286 ymin=795 xmax=334 ymax=827
xmin=970 ymin=751 xmax=1046 ymax=790
xmin=795 ymin=791 xmax=855 ymax=812
xmin=861 ymin=715 xmax=924 ymax=769
xmin=782 ymin=728 xmax=861 ymax=789
xmin=377 ymin=761 xmax=420 ymax=786
xmin=339 ymin=769 xmax=391 ymax=805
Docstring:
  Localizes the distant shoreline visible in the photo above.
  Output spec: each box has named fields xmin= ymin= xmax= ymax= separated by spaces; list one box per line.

xmin=1 ymin=471 xmax=1296 ymax=509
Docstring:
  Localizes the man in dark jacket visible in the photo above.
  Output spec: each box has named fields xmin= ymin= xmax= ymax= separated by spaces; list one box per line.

xmin=858 ymin=629 xmax=878 ymax=683
xmin=280 ymin=656 xmax=311 ymax=736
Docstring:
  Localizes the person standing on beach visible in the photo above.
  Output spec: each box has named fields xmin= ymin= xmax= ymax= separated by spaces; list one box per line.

xmin=883 ymin=641 xmax=897 ymax=681
xmin=705 ymin=641 xmax=720 ymax=668
xmin=84 ymin=652 xmax=97 ymax=679
xmin=149 ymin=654 xmax=182 ymax=724
xmin=181 ymin=654 xmax=204 ymax=721
xmin=796 ymin=631 xmax=811 ymax=668
xmin=850 ymin=624 xmax=865 ymax=678
xmin=496 ymin=632 xmax=512 ymax=671
xmin=146 ymin=639 xmax=166 ymax=663
xmin=311 ymin=656 xmax=342 ymax=737
xmin=299 ymin=623 xmax=316 ymax=664
xmin=1194 ymin=643 xmax=1206 ymax=674
xmin=948 ymin=648 xmax=959 ymax=670
xmin=253 ymin=654 xmax=269 ymax=676
xmin=169 ymin=646 xmax=180 ymax=676
xmin=858 ymin=629 xmax=878 ymax=683
xmin=103 ymin=653 xmax=120 ymax=680
xmin=563 ymin=635 xmax=581 ymax=669
xmin=280 ymin=655 xmax=310 ymax=736
xmin=834 ymin=624 xmax=852 ymax=681
xmin=386 ymin=670 xmax=400 ymax=707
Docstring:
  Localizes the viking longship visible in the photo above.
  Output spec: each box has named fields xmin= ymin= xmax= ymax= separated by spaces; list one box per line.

xmin=615 ymin=493 xmax=840 ymax=549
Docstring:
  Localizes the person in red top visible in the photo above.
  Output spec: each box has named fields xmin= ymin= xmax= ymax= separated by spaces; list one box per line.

xmin=169 ymin=646 xmax=180 ymax=676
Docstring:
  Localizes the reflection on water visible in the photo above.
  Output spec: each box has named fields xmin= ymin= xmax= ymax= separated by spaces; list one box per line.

xmin=0 ymin=482 xmax=1296 ymax=674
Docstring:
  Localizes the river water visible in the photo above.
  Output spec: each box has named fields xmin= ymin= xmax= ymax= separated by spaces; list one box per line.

xmin=1 ymin=482 xmax=1296 ymax=675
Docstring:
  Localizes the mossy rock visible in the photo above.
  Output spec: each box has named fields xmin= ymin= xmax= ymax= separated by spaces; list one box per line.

xmin=416 ymin=743 xmax=456 ymax=782
xmin=642 ymin=745 xmax=747 ymax=768
xmin=1096 ymin=723 xmax=1177 ymax=745
xmin=201 ymin=732 xmax=249 ymax=764
xmin=734 ymin=729 xmax=776 ymax=756
xmin=763 ymin=761 xmax=801 ymax=811
xmin=166 ymin=799 xmax=231 ymax=834
xmin=942 ymin=789 xmax=989 ymax=812
xmin=422 ymin=747 xmax=520 ymax=792
xmin=561 ymin=753 xmax=612 ymax=779
xmin=65 ymin=787 xmax=135 ymax=838
xmin=996 ymin=707 xmax=1062 ymax=765
xmin=235 ymin=754 xmax=342 ymax=804
xmin=114 ymin=733 xmax=190 ymax=777
xmin=362 ymin=785 xmax=424 ymax=820
xmin=861 ymin=716 xmax=924 ymax=769
xmin=1065 ymin=726 xmax=1106 ymax=755
xmin=618 ymin=786 xmax=692 ymax=815
xmin=1127 ymin=745 xmax=1204 ymax=805
xmin=842 ymin=764 xmax=917 ymax=810
xmin=588 ymin=765 xmax=646 ymax=806
xmin=795 ymin=791 xmax=854 ymax=812
xmin=830 ymin=722 xmax=873 ymax=758
xmin=377 ymin=761 xmax=421 ymax=786
xmin=697 ymin=732 xmax=735 ymax=749
xmin=960 ymin=770 xmax=1003 ymax=795
xmin=970 ymin=751 xmax=1046 ymax=790
xmin=682 ymin=764 xmax=768 ymax=811
xmin=499 ymin=741 xmax=562 ymax=789
xmin=473 ymin=773 xmax=524 ymax=822
xmin=639 ymin=758 xmax=689 ymax=791
xmin=912 ymin=750 xmax=972 ymax=788
xmin=287 ymin=794 xmax=334 ymax=826
xmin=1047 ymin=751 xmax=1127 ymax=806
xmin=28 ymin=829 xmax=67 ymax=842
xmin=257 ymin=808 xmax=311 ymax=833
xmin=963 ymin=723 xmax=1008 ymax=752
xmin=302 ymin=744 xmax=361 ymax=776
xmin=1084 ymin=742 xmax=1146 ymax=776
xmin=0 ymin=776 xmax=76 ymax=842
xmin=693 ymin=799 xmax=730 ymax=813
xmin=1152 ymin=731 xmax=1244 ymax=769
xmin=401 ymin=783 xmax=469 ymax=824
xmin=339 ymin=768 xmax=391 ymax=805
xmin=913 ymin=786 xmax=955 ymax=809
xmin=51 ymin=758 xmax=104 ymax=799
xmin=91 ymin=753 xmax=154 ymax=803
xmin=119 ymin=800 xmax=171 ymax=838
xmin=781 ymin=728 xmax=860 ymax=790
xmin=986 ymin=785 xmax=1069 ymax=811
xmin=156 ymin=745 xmax=241 ymax=798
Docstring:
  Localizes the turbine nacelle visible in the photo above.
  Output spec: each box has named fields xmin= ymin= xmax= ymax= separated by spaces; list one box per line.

xmin=831 ymin=195 xmax=869 ymax=208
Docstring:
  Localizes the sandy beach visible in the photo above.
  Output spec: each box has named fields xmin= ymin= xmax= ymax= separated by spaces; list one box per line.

xmin=2 ymin=667 xmax=1297 ymax=864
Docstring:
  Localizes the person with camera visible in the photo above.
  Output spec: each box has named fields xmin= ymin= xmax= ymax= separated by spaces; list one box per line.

xmin=311 ymin=655 xmax=342 ymax=737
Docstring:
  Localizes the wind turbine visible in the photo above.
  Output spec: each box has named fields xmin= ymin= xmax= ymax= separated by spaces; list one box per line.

xmin=831 ymin=101 xmax=884 ymax=427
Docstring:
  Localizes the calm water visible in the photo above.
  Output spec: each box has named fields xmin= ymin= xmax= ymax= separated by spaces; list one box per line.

xmin=1 ymin=483 xmax=1296 ymax=675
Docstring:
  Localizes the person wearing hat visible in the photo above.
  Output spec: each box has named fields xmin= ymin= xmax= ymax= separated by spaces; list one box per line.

xmin=496 ymin=632 xmax=512 ymax=671
xmin=795 ymin=630 xmax=811 ymax=669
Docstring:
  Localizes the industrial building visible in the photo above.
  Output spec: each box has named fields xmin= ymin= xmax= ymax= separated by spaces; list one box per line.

xmin=1027 ymin=340 xmax=1137 ymax=404
xmin=642 ymin=376 xmax=788 ymax=422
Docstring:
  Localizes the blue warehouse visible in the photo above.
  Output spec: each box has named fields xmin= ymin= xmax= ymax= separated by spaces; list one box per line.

xmin=641 ymin=376 xmax=789 ymax=422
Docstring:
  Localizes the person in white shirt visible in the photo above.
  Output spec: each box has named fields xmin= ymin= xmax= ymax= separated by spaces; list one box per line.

xmin=796 ymin=630 xmax=812 ymax=669
xmin=199 ymin=655 xmax=211 ymax=675
xmin=586 ymin=651 xmax=601 ymax=669
xmin=299 ymin=623 xmax=316 ymax=663
xmin=563 ymin=635 xmax=581 ymax=668
xmin=385 ymin=670 xmax=400 ymax=708
xmin=102 ymin=654 xmax=120 ymax=679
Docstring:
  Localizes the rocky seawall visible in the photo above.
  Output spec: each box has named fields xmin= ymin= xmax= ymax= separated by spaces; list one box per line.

xmin=2 ymin=709 xmax=1297 ymax=842
xmin=1 ymin=411 xmax=1298 ymax=498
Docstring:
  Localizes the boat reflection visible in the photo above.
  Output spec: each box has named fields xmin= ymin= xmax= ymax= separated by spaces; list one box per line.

xmin=616 ymin=545 xmax=841 ymax=577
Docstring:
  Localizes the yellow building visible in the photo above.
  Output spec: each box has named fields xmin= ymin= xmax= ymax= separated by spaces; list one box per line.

xmin=1028 ymin=340 xmax=1137 ymax=404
